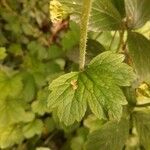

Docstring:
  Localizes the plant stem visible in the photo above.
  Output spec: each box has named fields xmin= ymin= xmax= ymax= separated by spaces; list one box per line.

xmin=79 ymin=0 xmax=92 ymax=71
xmin=94 ymin=31 xmax=103 ymax=40
xmin=116 ymin=30 xmax=125 ymax=52
xmin=109 ymin=31 xmax=117 ymax=50
xmin=135 ymin=102 xmax=150 ymax=107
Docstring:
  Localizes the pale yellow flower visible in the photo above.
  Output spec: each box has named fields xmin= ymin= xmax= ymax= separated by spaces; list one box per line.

xmin=49 ymin=0 xmax=69 ymax=23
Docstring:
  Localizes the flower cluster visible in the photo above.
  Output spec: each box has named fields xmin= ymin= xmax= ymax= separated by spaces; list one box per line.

xmin=49 ymin=0 xmax=68 ymax=23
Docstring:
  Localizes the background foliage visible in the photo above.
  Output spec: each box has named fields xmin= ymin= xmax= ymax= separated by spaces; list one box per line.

xmin=0 ymin=0 xmax=150 ymax=149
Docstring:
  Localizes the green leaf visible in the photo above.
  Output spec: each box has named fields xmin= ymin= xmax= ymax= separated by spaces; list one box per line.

xmin=44 ymin=117 xmax=55 ymax=133
xmin=111 ymin=0 xmax=125 ymax=17
xmin=0 ymin=71 xmax=23 ymax=100
xmin=90 ymin=0 xmax=122 ymax=31
xmin=48 ymin=72 xmax=87 ymax=125
xmin=59 ymin=0 xmax=122 ymax=31
xmin=0 ymin=125 xmax=24 ymax=149
xmin=23 ymin=119 xmax=43 ymax=138
xmin=61 ymin=22 xmax=80 ymax=51
xmin=22 ymin=54 xmax=62 ymax=87
xmin=133 ymin=110 xmax=150 ymax=150
xmin=88 ymin=51 xmax=135 ymax=87
xmin=27 ymin=41 xmax=47 ymax=60
xmin=66 ymin=39 xmax=105 ymax=64
xmin=47 ymin=45 xmax=63 ymax=59
xmin=86 ymin=39 xmax=105 ymax=60
xmin=0 ymin=47 xmax=7 ymax=60
xmin=71 ymin=137 xmax=85 ymax=150
xmin=32 ymin=88 xmax=49 ymax=115
xmin=71 ymin=127 xmax=88 ymax=150
xmin=84 ymin=115 xmax=106 ymax=132
xmin=0 ymin=29 xmax=7 ymax=45
xmin=48 ymin=51 xmax=135 ymax=125
xmin=84 ymin=52 xmax=135 ymax=120
xmin=91 ymin=31 xmax=120 ymax=51
xmin=21 ymin=72 xmax=36 ymax=102
xmin=123 ymin=87 xmax=137 ymax=106
xmin=8 ymin=43 xmax=23 ymax=56
xmin=52 ymin=111 xmax=80 ymax=132
xmin=127 ymin=32 xmax=150 ymax=83
xmin=0 ymin=98 xmax=34 ymax=127
xmin=125 ymin=0 xmax=150 ymax=29
xmin=86 ymin=118 xmax=129 ymax=150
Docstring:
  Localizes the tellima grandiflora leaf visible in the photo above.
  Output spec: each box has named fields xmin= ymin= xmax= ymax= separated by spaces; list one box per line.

xmin=48 ymin=51 xmax=136 ymax=125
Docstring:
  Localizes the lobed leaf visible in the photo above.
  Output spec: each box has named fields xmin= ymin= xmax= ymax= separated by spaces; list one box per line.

xmin=90 ymin=0 xmax=122 ymax=31
xmin=133 ymin=110 xmax=150 ymax=150
xmin=0 ymin=125 xmax=23 ymax=149
xmin=32 ymin=88 xmax=49 ymax=115
xmin=48 ymin=72 xmax=87 ymax=125
xmin=21 ymin=72 xmax=36 ymax=102
xmin=86 ymin=118 xmax=129 ymax=150
xmin=88 ymin=51 xmax=135 ymax=86
xmin=0 ymin=98 xmax=35 ymax=127
xmin=0 ymin=71 xmax=23 ymax=100
xmin=23 ymin=119 xmax=43 ymax=138
xmin=125 ymin=0 xmax=150 ymax=29
xmin=127 ymin=32 xmax=150 ymax=83
xmin=0 ymin=47 xmax=7 ymax=60
xmin=48 ymin=51 xmax=135 ymax=125
xmin=59 ymin=0 xmax=123 ymax=31
xmin=111 ymin=0 xmax=125 ymax=17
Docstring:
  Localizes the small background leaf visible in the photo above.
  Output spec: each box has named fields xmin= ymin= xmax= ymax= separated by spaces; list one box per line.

xmin=127 ymin=32 xmax=150 ymax=83
xmin=23 ymin=119 xmax=43 ymax=138
xmin=86 ymin=118 xmax=129 ymax=150
xmin=0 ymin=47 xmax=7 ymax=60
xmin=0 ymin=125 xmax=24 ymax=149
xmin=32 ymin=88 xmax=49 ymax=115
xmin=133 ymin=110 xmax=150 ymax=150
xmin=59 ymin=0 xmax=123 ymax=31
xmin=125 ymin=0 xmax=150 ymax=29
xmin=0 ymin=98 xmax=35 ymax=127
xmin=90 ymin=0 xmax=122 ymax=31
xmin=111 ymin=0 xmax=125 ymax=17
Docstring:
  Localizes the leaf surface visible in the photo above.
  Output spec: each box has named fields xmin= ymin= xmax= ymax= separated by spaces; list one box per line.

xmin=90 ymin=0 xmax=122 ymax=31
xmin=127 ymin=32 xmax=150 ymax=83
xmin=0 ymin=125 xmax=23 ymax=149
xmin=59 ymin=0 xmax=122 ymax=31
xmin=32 ymin=88 xmax=49 ymax=115
xmin=133 ymin=110 xmax=150 ymax=150
xmin=0 ymin=47 xmax=7 ymax=60
xmin=86 ymin=118 xmax=129 ymax=150
xmin=0 ymin=71 xmax=23 ymax=100
xmin=21 ymin=72 xmax=36 ymax=102
xmin=23 ymin=119 xmax=43 ymax=138
xmin=48 ymin=51 xmax=135 ymax=125
xmin=48 ymin=72 xmax=87 ymax=125
xmin=125 ymin=0 xmax=150 ymax=29
xmin=0 ymin=98 xmax=34 ymax=127
xmin=111 ymin=0 xmax=125 ymax=17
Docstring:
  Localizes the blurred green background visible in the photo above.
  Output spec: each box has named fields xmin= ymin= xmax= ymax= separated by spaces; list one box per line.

xmin=0 ymin=0 xmax=150 ymax=150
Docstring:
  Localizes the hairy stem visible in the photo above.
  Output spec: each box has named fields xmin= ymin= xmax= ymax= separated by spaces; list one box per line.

xmin=79 ymin=0 xmax=92 ymax=71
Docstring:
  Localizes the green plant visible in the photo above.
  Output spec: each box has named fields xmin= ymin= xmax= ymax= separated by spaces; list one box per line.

xmin=0 ymin=0 xmax=150 ymax=149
